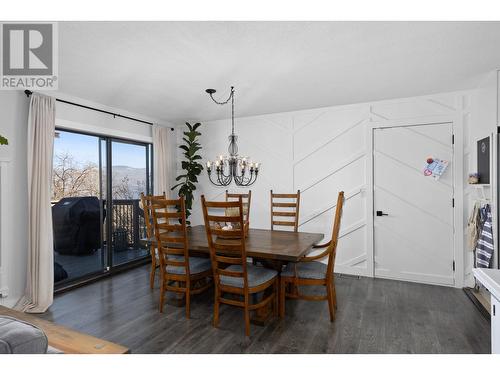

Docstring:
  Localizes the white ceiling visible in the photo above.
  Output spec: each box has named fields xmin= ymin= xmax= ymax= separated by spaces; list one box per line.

xmin=58 ymin=21 xmax=500 ymax=124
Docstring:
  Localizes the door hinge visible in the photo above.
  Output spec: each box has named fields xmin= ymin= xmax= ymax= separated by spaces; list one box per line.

xmin=494 ymin=304 xmax=496 ymax=316
xmin=452 ymin=261 xmax=455 ymax=272
xmin=452 ymin=198 xmax=455 ymax=207
xmin=452 ymin=134 xmax=454 ymax=145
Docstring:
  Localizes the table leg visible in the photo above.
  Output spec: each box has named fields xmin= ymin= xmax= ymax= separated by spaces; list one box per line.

xmin=250 ymin=259 xmax=285 ymax=325
xmin=166 ymin=280 xmax=186 ymax=307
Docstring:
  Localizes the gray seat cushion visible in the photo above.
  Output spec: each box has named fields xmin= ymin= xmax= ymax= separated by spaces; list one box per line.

xmin=166 ymin=255 xmax=212 ymax=275
xmin=0 ymin=316 xmax=48 ymax=354
xmin=220 ymin=264 xmax=277 ymax=288
xmin=281 ymin=261 xmax=328 ymax=280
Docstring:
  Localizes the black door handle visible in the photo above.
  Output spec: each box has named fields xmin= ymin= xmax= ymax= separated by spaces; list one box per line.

xmin=376 ymin=210 xmax=388 ymax=216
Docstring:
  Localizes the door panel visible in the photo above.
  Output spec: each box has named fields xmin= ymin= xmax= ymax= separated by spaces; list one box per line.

xmin=52 ymin=130 xmax=106 ymax=284
xmin=110 ymin=140 xmax=150 ymax=266
xmin=373 ymin=123 xmax=454 ymax=286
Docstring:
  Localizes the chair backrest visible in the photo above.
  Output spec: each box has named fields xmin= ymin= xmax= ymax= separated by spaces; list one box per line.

xmin=151 ymin=196 xmax=190 ymax=274
xmin=326 ymin=191 xmax=345 ymax=276
xmin=201 ymin=195 xmax=248 ymax=289
xmin=140 ymin=192 xmax=166 ymax=239
xmin=225 ymin=190 xmax=251 ymax=224
xmin=270 ymin=190 xmax=301 ymax=232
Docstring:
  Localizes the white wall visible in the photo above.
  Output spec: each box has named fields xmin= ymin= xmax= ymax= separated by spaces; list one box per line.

xmin=463 ymin=70 xmax=500 ymax=287
xmin=0 ymin=91 xmax=29 ymax=306
xmin=185 ymin=90 xmax=475 ymax=284
xmin=0 ymin=91 xmax=175 ymax=307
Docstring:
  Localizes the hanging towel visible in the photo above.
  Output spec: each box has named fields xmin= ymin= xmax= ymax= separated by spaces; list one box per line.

xmin=475 ymin=204 xmax=494 ymax=268
xmin=467 ymin=201 xmax=481 ymax=251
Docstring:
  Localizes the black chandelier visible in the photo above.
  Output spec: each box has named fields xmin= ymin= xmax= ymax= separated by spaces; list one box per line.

xmin=205 ymin=86 xmax=260 ymax=186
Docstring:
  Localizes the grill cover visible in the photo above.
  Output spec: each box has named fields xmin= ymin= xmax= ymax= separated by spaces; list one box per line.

xmin=52 ymin=197 xmax=102 ymax=255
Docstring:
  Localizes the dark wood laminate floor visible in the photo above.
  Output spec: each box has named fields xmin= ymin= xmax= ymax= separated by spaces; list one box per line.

xmin=41 ymin=265 xmax=491 ymax=354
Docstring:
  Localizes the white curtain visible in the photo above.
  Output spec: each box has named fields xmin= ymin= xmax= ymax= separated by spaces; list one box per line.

xmin=16 ymin=93 xmax=56 ymax=313
xmin=152 ymin=124 xmax=171 ymax=196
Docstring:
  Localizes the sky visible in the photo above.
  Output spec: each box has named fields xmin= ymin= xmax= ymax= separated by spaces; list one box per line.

xmin=54 ymin=130 xmax=147 ymax=169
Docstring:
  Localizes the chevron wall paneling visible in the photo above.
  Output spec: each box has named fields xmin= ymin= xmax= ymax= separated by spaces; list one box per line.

xmin=182 ymin=90 xmax=474 ymax=277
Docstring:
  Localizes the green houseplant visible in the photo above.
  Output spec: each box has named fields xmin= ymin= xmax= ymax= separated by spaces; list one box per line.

xmin=0 ymin=135 xmax=8 ymax=145
xmin=171 ymin=122 xmax=204 ymax=224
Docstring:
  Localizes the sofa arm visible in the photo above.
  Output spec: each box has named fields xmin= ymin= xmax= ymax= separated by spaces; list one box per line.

xmin=0 ymin=316 xmax=48 ymax=354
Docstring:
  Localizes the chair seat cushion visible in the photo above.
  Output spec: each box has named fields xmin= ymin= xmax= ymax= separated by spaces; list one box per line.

xmin=281 ymin=261 xmax=328 ymax=280
xmin=166 ymin=255 xmax=212 ymax=275
xmin=220 ymin=264 xmax=277 ymax=288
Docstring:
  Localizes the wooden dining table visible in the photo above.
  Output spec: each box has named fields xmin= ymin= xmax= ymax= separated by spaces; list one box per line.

xmin=142 ymin=224 xmax=324 ymax=265
xmin=141 ymin=224 xmax=325 ymax=324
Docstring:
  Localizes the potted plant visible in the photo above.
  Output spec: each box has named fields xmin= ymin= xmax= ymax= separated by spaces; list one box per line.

xmin=0 ymin=135 xmax=7 ymax=145
xmin=171 ymin=122 xmax=204 ymax=225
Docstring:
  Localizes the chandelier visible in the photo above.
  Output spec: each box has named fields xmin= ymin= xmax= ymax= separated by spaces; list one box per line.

xmin=205 ymin=86 xmax=260 ymax=186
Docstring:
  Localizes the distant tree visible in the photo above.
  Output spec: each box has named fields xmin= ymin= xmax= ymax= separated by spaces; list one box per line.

xmin=52 ymin=151 xmax=146 ymax=202
xmin=52 ymin=151 xmax=99 ymax=201
xmin=111 ymin=175 xmax=146 ymax=200
xmin=112 ymin=175 xmax=133 ymax=200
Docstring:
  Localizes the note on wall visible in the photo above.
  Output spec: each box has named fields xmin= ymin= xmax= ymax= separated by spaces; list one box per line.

xmin=423 ymin=158 xmax=449 ymax=180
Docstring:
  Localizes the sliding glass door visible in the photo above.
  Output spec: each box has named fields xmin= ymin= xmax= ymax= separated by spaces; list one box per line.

xmin=52 ymin=130 xmax=106 ymax=284
xmin=109 ymin=140 xmax=151 ymax=266
xmin=52 ymin=129 xmax=152 ymax=288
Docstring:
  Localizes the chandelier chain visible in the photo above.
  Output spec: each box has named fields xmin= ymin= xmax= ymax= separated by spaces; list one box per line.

xmin=208 ymin=86 xmax=234 ymax=106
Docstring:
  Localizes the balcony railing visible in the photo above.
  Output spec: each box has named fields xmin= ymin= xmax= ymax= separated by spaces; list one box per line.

xmin=109 ymin=199 xmax=146 ymax=249
xmin=52 ymin=197 xmax=146 ymax=250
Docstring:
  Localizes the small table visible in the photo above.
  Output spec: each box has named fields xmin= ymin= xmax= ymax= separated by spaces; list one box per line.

xmin=142 ymin=225 xmax=324 ymax=323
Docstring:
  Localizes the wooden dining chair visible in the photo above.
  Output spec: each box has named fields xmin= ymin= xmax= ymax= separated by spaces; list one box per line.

xmin=140 ymin=192 xmax=166 ymax=289
xmin=279 ymin=191 xmax=344 ymax=322
xmin=225 ymin=190 xmax=251 ymax=236
xmin=201 ymin=195 xmax=278 ymax=336
xmin=151 ymin=196 xmax=212 ymax=318
xmin=270 ymin=190 xmax=301 ymax=232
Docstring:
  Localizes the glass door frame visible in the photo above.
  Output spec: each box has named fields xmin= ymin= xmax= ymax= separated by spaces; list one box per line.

xmin=106 ymin=137 xmax=153 ymax=269
xmin=54 ymin=127 xmax=154 ymax=292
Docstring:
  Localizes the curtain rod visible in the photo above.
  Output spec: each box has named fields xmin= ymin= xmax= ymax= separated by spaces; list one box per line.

xmin=24 ymin=90 xmax=174 ymax=131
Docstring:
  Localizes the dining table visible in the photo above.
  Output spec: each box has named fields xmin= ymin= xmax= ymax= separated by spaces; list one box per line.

xmin=141 ymin=224 xmax=325 ymax=323
xmin=142 ymin=224 xmax=324 ymax=264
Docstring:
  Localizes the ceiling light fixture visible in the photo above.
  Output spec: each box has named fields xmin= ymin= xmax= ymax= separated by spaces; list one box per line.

xmin=205 ymin=86 xmax=260 ymax=186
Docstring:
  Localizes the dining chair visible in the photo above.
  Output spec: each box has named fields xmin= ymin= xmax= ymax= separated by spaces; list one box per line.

xmin=140 ymin=192 xmax=166 ymax=289
xmin=151 ymin=196 xmax=212 ymax=318
xmin=201 ymin=195 xmax=278 ymax=336
xmin=279 ymin=191 xmax=344 ymax=322
xmin=270 ymin=190 xmax=301 ymax=232
xmin=225 ymin=190 xmax=251 ymax=236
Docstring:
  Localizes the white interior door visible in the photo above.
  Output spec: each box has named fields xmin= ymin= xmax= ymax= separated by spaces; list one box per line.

xmin=373 ymin=123 xmax=455 ymax=286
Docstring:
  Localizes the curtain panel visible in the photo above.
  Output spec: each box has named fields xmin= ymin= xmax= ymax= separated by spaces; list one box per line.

xmin=16 ymin=93 xmax=56 ymax=313
xmin=152 ymin=124 xmax=171 ymax=196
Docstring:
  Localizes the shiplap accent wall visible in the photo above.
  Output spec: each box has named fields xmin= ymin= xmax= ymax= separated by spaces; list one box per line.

xmin=182 ymin=90 xmax=475 ymax=279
